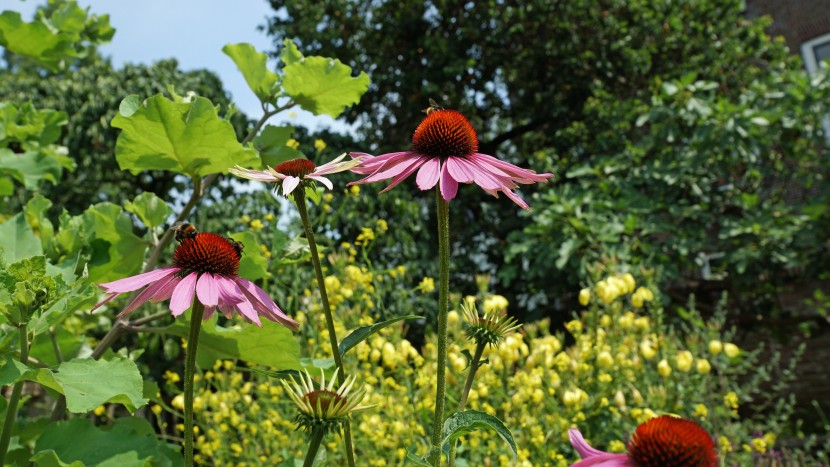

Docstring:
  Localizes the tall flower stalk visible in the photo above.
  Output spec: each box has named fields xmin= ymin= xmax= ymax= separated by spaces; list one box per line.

xmin=230 ymin=155 xmax=363 ymax=465
xmin=0 ymin=326 xmax=29 ymax=466
xmin=183 ymin=301 xmax=205 ymax=466
xmin=428 ymin=193 xmax=451 ymax=465
xmin=295 ymin=188 xmax=357 ymax=467
xmin=349 ymin=101 xmax=551 ymax=465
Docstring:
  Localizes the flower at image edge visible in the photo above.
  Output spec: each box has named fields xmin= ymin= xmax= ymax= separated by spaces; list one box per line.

xmin=569 ymin=415 xmax=717 ymax=466
xmin=348 ymin=104 xmax=553 ymax=210
xmin=92 ymin=232 xmax=298 ymax=330
xmin=228 ymin=153 xmax=363 ymax=197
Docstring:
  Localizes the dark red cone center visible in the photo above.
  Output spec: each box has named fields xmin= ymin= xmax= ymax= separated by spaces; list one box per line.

xmin=412 ymin=109 xmax=478 ymax=159
xmin=628 ymin=416 xmax=718 ymax=467
xmin=275 ymin=158 xmax=317 ymax=177
xmin=173 ymin=233 xmax=240 ymax=277
xmin=303 ymin=389 xmax=345 ymax=413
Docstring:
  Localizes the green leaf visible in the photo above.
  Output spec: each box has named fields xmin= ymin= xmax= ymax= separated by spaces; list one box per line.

xmin=339 ymin=315 xmax=422 ymax=358
xmin=167 ymin=318 xmax=301 ymax=370
xmin=111 ymin=94 xmax=257 ymax=177
xmin=280 ymin=39 xmax=304 ymax=66
xmin=25 ymin=194 xmax=55 ymax=245
xmin=50 ymin=357 xmax=148 ymax=414
xmin=440 ymin=410 xmax=517 ymax=463
xmin=223 ymin=43 xmax=279 ymax=103
xmin=33 ymin=417 xmax=181 ymax=467
xmin=405 ymin=450 xmax=432 ymax=467
xmin=0 ymin=11 xmax=75 ymax=71
xmin=124 ymin=192 xmax=173 ymax=230
xmin=281 ymin=40 xmax=370 ymax=117
xmin=118 ymin=95 xmax=141 ymax=117
xmin=0 ymin=213 xmax=44 ymax=264
xmin=254 ymin=125 xmax=305 ymax=167
xmin=0 ymin=148 xmax=63 ymax=188
xmin=83 ymin=203 xmax=148 ymax=282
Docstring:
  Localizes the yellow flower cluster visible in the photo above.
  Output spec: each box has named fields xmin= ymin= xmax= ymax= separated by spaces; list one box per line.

xmin=160 ymin=268 xmax=769 ymax=466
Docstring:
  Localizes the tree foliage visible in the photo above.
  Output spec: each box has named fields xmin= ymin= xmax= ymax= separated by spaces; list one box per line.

xmin=263 ymin=0 xmax=830 ymax=320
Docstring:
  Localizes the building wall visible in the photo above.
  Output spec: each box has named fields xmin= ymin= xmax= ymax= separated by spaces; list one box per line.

xmin=745 ymin=0 xmax=830 ymax=52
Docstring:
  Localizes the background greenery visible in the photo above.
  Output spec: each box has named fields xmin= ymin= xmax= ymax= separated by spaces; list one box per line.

xmin=2 ymin=0 xmax=830 ymax=465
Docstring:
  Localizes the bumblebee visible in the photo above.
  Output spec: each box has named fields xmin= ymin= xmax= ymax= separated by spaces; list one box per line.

xmin=227 ymin=238 xmax=244 ymax=259
xmin=171 ymin=222 xmax=199 ymax=242
xmin=422 ymin=98 xmax=443 ymax=115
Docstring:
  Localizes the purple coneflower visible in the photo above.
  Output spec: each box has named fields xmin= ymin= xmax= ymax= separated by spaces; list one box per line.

xmin=349 ymin=104 xmax=553 ymax=210
xmin=569 ymin=415 xmax=718 ymax=466
xmin=228 ymin=153 xmax=363 ymax=197
xmin=92 ymin=232 xmax=298 ymax=330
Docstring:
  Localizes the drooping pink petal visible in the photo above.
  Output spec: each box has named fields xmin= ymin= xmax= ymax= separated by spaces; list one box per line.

xmin=218 ymin=304 xmax=234 ymax=319
xmin=214 ymin=275 xmax=262 ymax=326
xmin=569 ymin=429 xmax=611 ymax=458
xmin=170 ymin=272 xmax=199 ymax=317
xmin=348 ymin=151 xmax=414 ymax=175
xmin=445 ymin=156 xmax=476 ymax=183
xmin=150 ymin=274 xmax=183 ymax=303
xmin=233 ymin=276 xmax=299 ymax=330
xmin=352 ymin=154 xmax=425 ymax=184
xmin=467 ymin=161 xmax=506 ymax=190
xmin=379 ymin=155 xmax=431 ymax=193
xmin=415 ymin=157 xmax=441 ymax=190
xmin=569 ymin=455 xmax=636 ymax=467
xmin=196 ymin=273 xmax=219 ymax=308
xmin=116 ymin=272 xmax=181 ymax=318
xmin=500 ymin=188 xmax=531 ymax=211
xmin=282 ymin=176 xmax=301 ymax=195
xmin=439 ymin=161 xmax=459 ymax=200
xmin=98 ymin=267 xmax=179 ymax=294
xmin=469 ymin=153 xmax=553 ymax=183
xmin=306 ymin=174 xmax=333 ymax=190
xmin=227 ymin=166 xmax=281 ymax=182
xmin=91 ymin=293 xmax=118 ymax=313
xmin=203 ymin=307 xmax=216 ymax=320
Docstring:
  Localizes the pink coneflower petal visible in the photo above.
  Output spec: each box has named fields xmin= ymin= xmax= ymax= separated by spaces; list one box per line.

xmin=150 ymin=274 xmax=182 ymax=303
xmin=196 ymin=273 xmax=219 ymax=308
xmin=218 ymin=304 xmax=234 ymax=319
xmin=356 ymin=153 xmax=422 ymax=184
xmin=439 ymin=162 xmax=458 ymax=200
xmin=203 ymin=307 xmax=216 ymax=320
xmin=99 ymin=267 xmax=179 ymax=294
xmin=501 ymin=188 xmax=530 ymax=211
xmin=282 ymin=176 xmax=301 ymax=195
xmin=349 ymin=151 xmax=412 ymax=174
xmin=170 ymin=272 xmax=199 ymax=317
xmin=306 ymin=174 xmax=333 ymax=190
xmin=228 ymin=166 xmax=281 ymax=182
xmin=416 ymin=157 xmax=441 ymax=190
xmin=446 ymin=156 xmax=476 ymax=183
xmin=234 ymin=276 xmax=299 ymax=330
xmin=470 ymin=153 xmax=552 ymax=183
xmin=117 ymin=271 xmax=180 ymax=317
xmin=568 ymin=429 xmax=636 ymax=467
xmin=214 ymin=275 xmax=262 ymax=326
xmin=379 ymin=155 xmax=430 ymax=193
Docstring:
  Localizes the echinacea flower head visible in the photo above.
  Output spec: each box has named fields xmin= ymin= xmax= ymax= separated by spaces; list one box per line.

xmin=282 ymin=369 xmax=373 ymax=436
xmin=569 ymin=415 xmax=717 ymax=466
xmin=228 ymin=153 xmax=362 ymax=197
xmin=92 ymin=232 xmax=298 ymax=330
xmin=462 ymin=299 xmax=521 ymax=348
xmin=349 ymin=102 xmax=553 ymax=210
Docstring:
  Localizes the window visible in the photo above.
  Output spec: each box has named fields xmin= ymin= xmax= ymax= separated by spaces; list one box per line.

xmin=801 ymin=32 xmax=830 ymax=73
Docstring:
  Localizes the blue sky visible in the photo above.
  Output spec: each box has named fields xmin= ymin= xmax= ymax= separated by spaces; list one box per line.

xmin=11 ymin=0 xmax=347 ymax=132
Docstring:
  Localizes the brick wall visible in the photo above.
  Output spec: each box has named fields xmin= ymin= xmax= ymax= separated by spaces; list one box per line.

xmin=746 ymin=0 xmax=830 ymax=52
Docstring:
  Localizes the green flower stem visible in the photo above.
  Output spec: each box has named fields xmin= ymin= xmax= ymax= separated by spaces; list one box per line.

xmin=428 ymin=194 xmax=451 ymax=466
xmin=183 ymin=301 xmax=205 ymax=467
xmin=303 ymin=427 xmax=326 ymax=467
xmin=294 ymin=189 xmax=356 ymax=467
xmin=0 ymin=325 xmax=30 ymax=466
xmin=448 ymin=340 xmax=486 ymax=467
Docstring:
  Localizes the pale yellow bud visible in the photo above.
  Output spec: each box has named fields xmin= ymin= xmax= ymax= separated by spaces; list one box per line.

xmin=578 ymin=288 xmax=591 ymax=306
xmin=657 ymin=358 xmax=672 ymax=377
xmin=675 ymin=350 xmax=694 ymax=372
xmin=596 ymin=351 xmax=614 ymax=368
xmin=708 ymin=340 xmax=723 ymax=355
xmin=696 ymin=358 xmax=712 ymax=374
xmin=724 ymin=343 xmax=741 ymax=358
